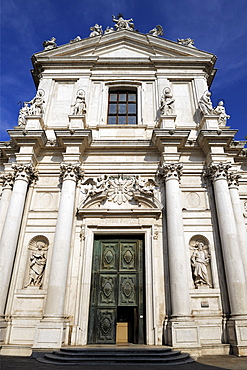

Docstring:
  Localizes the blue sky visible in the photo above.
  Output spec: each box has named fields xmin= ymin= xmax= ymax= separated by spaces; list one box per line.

xmin=1 ymin=0 xmax=247 ymax=142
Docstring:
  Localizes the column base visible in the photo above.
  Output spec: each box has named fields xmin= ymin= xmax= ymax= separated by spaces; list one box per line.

xmin=227 ymin=316 xmax=247 ymax=355
xmin=0 ymin=318 xmax=7 ymax=345
xmin=167 ymin=316 xmax=200 ymax=348
xmin=33 ymin=318 xmax=69 ymax=349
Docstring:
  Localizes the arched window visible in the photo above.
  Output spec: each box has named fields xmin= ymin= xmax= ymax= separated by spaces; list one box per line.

xmin=108 ymin=88 xmax=137 ymax=125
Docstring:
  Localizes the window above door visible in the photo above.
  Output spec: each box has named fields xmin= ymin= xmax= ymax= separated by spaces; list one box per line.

xmin=108 ymin=89 xmax=137 ymax=125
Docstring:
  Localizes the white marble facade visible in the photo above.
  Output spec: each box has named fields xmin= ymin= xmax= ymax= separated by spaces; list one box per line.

xmin=0 ymin=18 xmax=247 ymax=357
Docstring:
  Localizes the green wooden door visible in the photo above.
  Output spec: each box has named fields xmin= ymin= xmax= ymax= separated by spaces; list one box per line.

xmin=88 ymin=236 xmax=145 ymax=344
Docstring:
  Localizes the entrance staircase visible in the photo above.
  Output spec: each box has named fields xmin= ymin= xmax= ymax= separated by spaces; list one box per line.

xmin=36 ymin=346 xmax=194 ymax=366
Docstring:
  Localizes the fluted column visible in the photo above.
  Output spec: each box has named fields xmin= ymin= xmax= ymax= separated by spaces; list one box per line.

xmin=160 ymin=163 xmax=191 ymax=316
xmin=0 ymin=163 xmax=37 ymax=315
xmin=0 ymin=173 xmax=14 ymax=237
xmin=44 ymin=163 xmax=82 ymax=318
xmin=208 ymin=163 xmax=247 ymax=315
xmin=228 ymin=173 xmax=247 ymax=279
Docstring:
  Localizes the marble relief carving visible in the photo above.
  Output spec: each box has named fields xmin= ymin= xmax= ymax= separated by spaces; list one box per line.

xmin=24 ymin=236 xmax=49 ymax=288
xmin=81 ymin=175 xmax=157 ymax=206
xmin=190 ymin=238 xmax=211 ymax=288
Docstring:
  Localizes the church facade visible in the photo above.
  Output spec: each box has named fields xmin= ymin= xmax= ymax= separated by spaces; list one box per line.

xmin=1 ymin=16 xmax=247 ymax=356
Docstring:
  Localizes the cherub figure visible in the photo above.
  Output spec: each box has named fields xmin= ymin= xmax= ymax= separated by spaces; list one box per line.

xmin=213 ymin=101 xmax=230 ymax=126
xmin=112 ymin=14 xmax=134 ymax=31
xmin=198 ymin=90 xmax=213 ymax=115
xmin=159 ymin=87 xmax=175 ymax=115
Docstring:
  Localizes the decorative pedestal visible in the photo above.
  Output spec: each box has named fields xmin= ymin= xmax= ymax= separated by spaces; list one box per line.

xmin=199 ymin=115 xmax=219 ymax=130
xmin=25 ymin=116 xmax=45 ymax=130
xmin=167 ymin=318 xmax=200 ymax=350
xmin=227 ymin=317 xmax=247 ymax=356
xmin=33 ymin=319 xmax=69 ymax=349
xmin=158 ymin=115 xmax=176 ymax=129
xmin=68 ymin=115 xmax=86 ymax=129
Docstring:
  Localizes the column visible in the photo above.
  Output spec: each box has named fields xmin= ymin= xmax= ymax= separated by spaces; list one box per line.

xmin=0 ymin=163 xmax=37 ymax=315
xmin=44 ymin=163 xmax=82 ymax=318
xmin=228 ymin=172 xmax=247 ymax=280
xmin=0 ymin=173 xmax=14 ymax=237
xmin=208 ymin=163 xmax=247 ymax=315
xmin=160 ymin=163 xmax=191 ymax=316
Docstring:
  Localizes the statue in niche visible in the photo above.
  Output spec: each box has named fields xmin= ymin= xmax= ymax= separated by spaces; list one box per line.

xmin=148 ymin=25 xmax=164 ymax=37
xmin=213 ymin=100 xmax=230 ymax=126
xmin=18 ymin=102 xmax=30 ymax=127
xmin=177 ymin=38 xmax=195 ymax=48
xmin=198 ymin=90 xmax=213 ymax=115
xmin=71 ymin=90 xmax=86 ymax=115
xmin=112 ymin=14 xmax=135 ymax=31
xmin=43 ymin=37 xmax=57 ymax=50
xmin=89 ymin=24 xmax=103 ymax=37
xmin=25 ymin=240 xmax=48 ymax=288
xmin=159 ymin=87 xmax=175 ymax=115
xmin=191 ymin=241 xmax=211 ymax=288
xmin=25 ymin=90 xmax=45 ymax=115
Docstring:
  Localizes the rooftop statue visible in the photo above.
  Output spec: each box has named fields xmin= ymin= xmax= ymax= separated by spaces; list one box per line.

xmin=70 ymin=36 xmax=82 ymax=43
xmin=112 ymin=13 xmax=135 ymax=31
xmin=89 ymin=24 xmax=103 ymax=37
xmin=198 ymin=90 xmax=213 ymax=115
xmin=159 ymin=87 xmax=175 ymax=115
xmin=149 ymin=25 xmax=164 ymax=37
xmin=214 ymin=100 xmax=230 ymax=126
xmin=104 ymin=26 xmax=114 ymax=35
xmin=43 ymin=37 xmax=57 ymax=50
xmin=177 ymin=38 xmax=195 ymax=48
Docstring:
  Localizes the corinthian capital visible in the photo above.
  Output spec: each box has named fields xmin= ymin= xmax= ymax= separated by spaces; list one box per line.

xmin=0 ymin=173 xmax=14 ymax=189
xmin=228 ymin=172 xmax=241 ymax=189
xmin=159 ymin=163 xmax=183 ymax=181
xmin=12 ymin=163 xmax=38 ymax=184
xmin=60 ymin=163 xmax=83 ymax=183
xmin=207 ymin=162 xmax=231 ymax=182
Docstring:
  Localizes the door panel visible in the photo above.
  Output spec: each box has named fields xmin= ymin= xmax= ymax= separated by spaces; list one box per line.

xmin=88 ymin=236 xmax=144 ymax=344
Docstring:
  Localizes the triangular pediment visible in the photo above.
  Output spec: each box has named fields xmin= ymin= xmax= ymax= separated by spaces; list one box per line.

xmin=34 ymin=30 xmax=215 ymax=61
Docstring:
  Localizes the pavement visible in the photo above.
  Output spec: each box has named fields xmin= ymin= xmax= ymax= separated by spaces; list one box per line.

xmin=1 ymin=354 xmax=247 ymax=370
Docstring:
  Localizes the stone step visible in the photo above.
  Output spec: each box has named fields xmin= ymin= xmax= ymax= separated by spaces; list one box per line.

xmin=37 ymin=347 xmax=194 ymax=365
